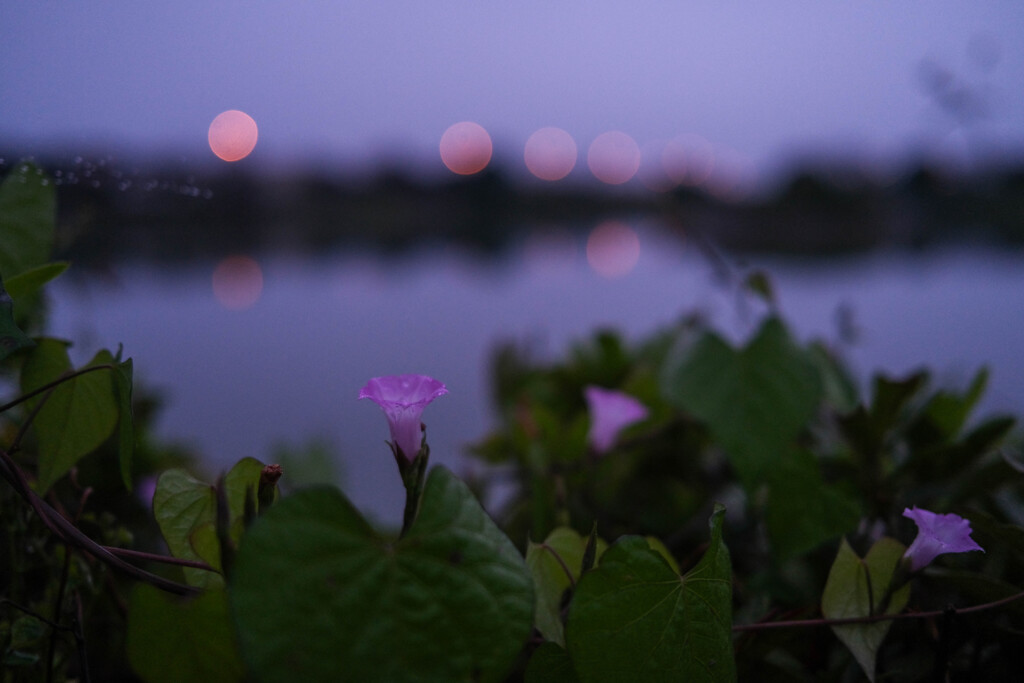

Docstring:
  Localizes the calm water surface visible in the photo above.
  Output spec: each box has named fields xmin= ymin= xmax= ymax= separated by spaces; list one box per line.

xmin=50 ymin=233 xmax=1024 ymax=523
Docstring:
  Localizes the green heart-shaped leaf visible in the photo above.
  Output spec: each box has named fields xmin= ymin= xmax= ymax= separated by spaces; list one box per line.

xmin=821 ymin=537 xmax=910 ymax=682
xmin=153 ymin=457 xmax=266 ymax=588
xmin=662 ymin=316 xmax=820 ymax=487
xmin=565 ymin=505 xmax=734 ymax=683
xmin=230 ymin=466 xmax=534 ymax=683
xmin=664 ymin=318 xmax=858 ymax=555
xmin=20 ymin=339 xmax=118 ymax=492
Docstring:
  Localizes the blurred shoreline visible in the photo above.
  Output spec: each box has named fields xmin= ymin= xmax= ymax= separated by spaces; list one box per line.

xmin=2 ymin=152 xmax=1023 ymax=267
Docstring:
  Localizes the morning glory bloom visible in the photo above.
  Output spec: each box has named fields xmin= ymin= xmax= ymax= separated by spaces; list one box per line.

xmin=584 ymin=385 xmax=649 ymax=454
xmin=359 ymin=375 xmax=448 ymax=462
xmin=902 ymin=507 xmax=984 ymax=572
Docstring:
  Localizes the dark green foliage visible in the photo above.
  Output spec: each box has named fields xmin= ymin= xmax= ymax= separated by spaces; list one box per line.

xmin=230 ymin=466 xmax=534 ymax=682
xmin=2 ymin=157 xmax=1022 ymax=681
xmin=565 ymin=507 xmax=734 ymax=683
xmin=470 ymin=288 xmax=1021 ymax=681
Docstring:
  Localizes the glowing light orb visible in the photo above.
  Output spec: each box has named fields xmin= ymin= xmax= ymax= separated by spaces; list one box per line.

xmin=212 ymin=255 xmax=263 ymax=310
xmin=587 ymin=131 xmax=641 ymax=185
xmin=524 ymin=127 xmax=577 ymax=181
xmin=208 ymin=110 xmax=258 ymax=162
xmin=440 ymin=121 xmax=492 ymax=175
xmin=586 ymin=221 xmax=640 ymax=278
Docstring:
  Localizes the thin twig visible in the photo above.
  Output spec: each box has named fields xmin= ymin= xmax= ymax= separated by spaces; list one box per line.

xmin=538 ymin=543 xmax=577 ymax=589
xmin=733 ymin=589 xmax=1024 ymax=632
xmin=46 ymin=534 xmax=73 ymax=683
xmin=0 ymin=364 xmax=115 ymax=416
xmin=103 ymin=546 xmax=215 ymax=572
xmin=72 ymin=592 xmax=91 ymax=683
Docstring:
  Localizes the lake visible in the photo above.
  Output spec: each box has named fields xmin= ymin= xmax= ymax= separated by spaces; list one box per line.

xmin=49 ymin=227 xmax=1024 ymax=524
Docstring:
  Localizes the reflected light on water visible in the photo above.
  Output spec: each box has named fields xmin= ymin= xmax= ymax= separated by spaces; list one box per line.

xmin=440 ymin=121 xmax=493 ymax=175
xmin=208 ymin=110 xmax=258 ymax=162
xmin=586 ymin=221 xmax=641 ymax=278
xmin=212 ymin=255 xmax=263 ymax=310
xmin=524 ymin=127 xmax=577 ymax=181
xmin=587 ymin=131 xmax=640 ymax=185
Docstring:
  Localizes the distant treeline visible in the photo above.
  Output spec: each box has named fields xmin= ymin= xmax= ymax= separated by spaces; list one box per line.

xmin=3 ymin=154 xmax=1023 ymax=266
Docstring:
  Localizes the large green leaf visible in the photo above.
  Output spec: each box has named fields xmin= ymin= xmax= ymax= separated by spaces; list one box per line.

xmin=153 ymin=457 xmax=266 ymax=589
xmin=127 ymin=584 xmax=244 ymax=683
xmin=20 ymin=339 xmax=119 ymax=492
xmin=821 ymin=537 xmax=910 ymax=682
xmin=662 ymin=316 xmax=820 ymax=487
xmin=565 ymin=505 xmax=734 ymax=683
xmin=153 ymin=469 xmax=221 ymax=588
xmin=663 ymin=318 xmax=854 ymax=554
xmin=764 ymin=448 xmax=861 ymax=559
xmin=0 ymin=161 xmax=55 ymax=281
xmin=230 ymin=466 xmax=534 ymax=683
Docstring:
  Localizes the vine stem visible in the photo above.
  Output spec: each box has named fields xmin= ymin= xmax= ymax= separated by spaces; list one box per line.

xmin=104 ymin=546 xmax=215 ymax=571
xmin=0 ymin=363 xmax=115 ymax=415
xmin=0 ymin=447 xmax=200 ymax=596
xmin=733 ymin=588 xmax=1024 ymax=632
xmin=538 ymin=543 xmax=577 ymax=589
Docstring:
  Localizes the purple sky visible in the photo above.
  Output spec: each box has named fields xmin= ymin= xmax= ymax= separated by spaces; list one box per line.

xmin=3 ymin=2 xmax=1023 ymax=185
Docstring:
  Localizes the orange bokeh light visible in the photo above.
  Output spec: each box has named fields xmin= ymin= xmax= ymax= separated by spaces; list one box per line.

xmin=440 ymin=121 xmax=493 ymax=175
xmin=586 ymin=221 xmax=641 ymax=278
xmin=212 ymin=255 xmax=263 ymax=310
xmin=524 ymin=127 xmax=577 ymax=181
xmin=208 ymin=110 xmax=258 ymax=162
xmin=587 ymin=131 xmax=641 ymax=185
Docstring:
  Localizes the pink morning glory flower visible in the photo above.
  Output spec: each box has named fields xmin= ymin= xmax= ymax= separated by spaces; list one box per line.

xmin=359 ymin=375 xmax=448 ymax=462
xmin=902 ymin=507 xmax=984 ymax=572
xmin=584 ymin=385 xmax=649 ymax=454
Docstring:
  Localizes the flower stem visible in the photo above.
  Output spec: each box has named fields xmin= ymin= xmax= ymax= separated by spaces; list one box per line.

xmin=400 ymin=445 xmax=429 ymax=538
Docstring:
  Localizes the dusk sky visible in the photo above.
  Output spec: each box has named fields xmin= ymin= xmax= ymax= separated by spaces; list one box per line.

xmin=3 ymin=2 xmax=1024 ymax=186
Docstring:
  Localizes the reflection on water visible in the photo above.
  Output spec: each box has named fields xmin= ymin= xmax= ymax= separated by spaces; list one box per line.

xmin=211 ymin=254 xmax=264 ymax=309
xmin=586 ymin=221 xmax=641 ymax=277
xmin=49 ymin=234 xmax=1024 ymax=523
